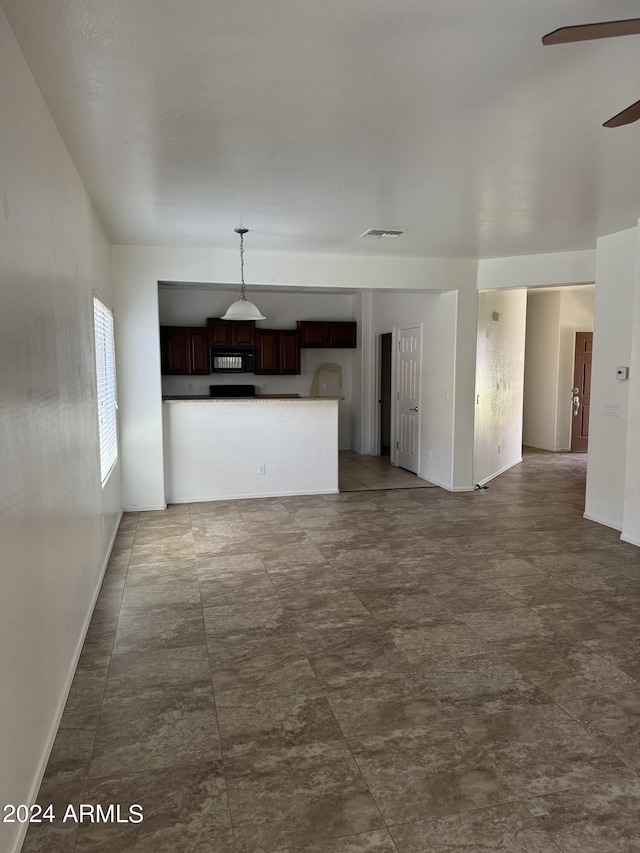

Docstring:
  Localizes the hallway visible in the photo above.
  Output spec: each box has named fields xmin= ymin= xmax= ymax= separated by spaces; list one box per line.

xmin=24 ymin=449 xmax=640 ymax=852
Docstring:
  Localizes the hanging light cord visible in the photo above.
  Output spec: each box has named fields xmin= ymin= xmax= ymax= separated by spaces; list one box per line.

xmin=235 ymin=227 xmax=248 ymax=301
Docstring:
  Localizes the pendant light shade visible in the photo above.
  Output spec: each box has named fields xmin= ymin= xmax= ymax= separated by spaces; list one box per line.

xmin=221 ymin=228 xmax=265 ymax=321
xmin=221 ymin=297 xmax=265 ymax=321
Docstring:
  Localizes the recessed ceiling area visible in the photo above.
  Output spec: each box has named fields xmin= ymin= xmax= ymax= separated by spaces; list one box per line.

xmin=3 ymin=0 xmax=640 ymax=260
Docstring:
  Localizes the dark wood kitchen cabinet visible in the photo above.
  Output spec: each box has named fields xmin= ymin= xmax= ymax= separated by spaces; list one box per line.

xmin=207 ymin=318 xmax=255 ymax=348
xmin=161 ymin=326 xmax=209 ymax=375
xmin=255 ymin=329 xmax=300 ymax=375
xmin=297 ymin=320 xmax=357 ymax=348
xmin=279 ymin=330 xmax=301 ymax=373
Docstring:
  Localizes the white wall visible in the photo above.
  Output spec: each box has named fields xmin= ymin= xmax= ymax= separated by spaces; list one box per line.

xmin=352 ymin=291 xmax=373 ymax=456
xmin=622 ymin=226 xmax=640 ymax=546
xmin=158 ymin=287 xmax=356 ymax=449
xmin=423 ymin=291 xmax=459 ymax=489
xmin=164 ymin=399 xmax=339 ymax=501
xmin=523 ymin=291 xmax=562 ymax=450
xmin=477 ymin=250 xmax=596 ymax=290
xmin=113 ymin=245 xmax=477 ymax=509
xmin=473 ymin=289 xmax=528 ymax=484
xmin=585 ymin=228 xmax=637 ymax=530
xmin=0 ymin=10 xmax=120 ymax=853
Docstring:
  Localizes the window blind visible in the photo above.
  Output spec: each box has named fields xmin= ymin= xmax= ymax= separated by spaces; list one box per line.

xmin=93 ymin=297 xmax=118 ymax=484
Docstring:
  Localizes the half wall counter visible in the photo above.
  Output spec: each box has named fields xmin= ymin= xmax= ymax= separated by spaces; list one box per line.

xmin=162 ymin=397 xmax=340 ymax=502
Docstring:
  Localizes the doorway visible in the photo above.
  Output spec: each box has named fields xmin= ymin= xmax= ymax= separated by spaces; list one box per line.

xmin=522 ymin=286 xmax=595 ymax=453
xmin=379 ymin=333 xmax=392 ymax=455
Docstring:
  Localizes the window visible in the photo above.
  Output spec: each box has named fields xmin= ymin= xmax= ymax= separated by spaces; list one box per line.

xmin=93 ymin=296 xmax=118 ymax=484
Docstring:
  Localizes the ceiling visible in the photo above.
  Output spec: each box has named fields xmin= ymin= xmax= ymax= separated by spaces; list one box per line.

xmin=3 ymin=0 xmax=640 ymax=259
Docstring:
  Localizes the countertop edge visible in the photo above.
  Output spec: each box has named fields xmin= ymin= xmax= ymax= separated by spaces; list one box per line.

xmin=163 ymin=395 xmax=344 ymax=402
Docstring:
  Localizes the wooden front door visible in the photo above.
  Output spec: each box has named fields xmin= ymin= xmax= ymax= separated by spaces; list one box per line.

xmin=571 ymin=331 xmax=592 ymax=452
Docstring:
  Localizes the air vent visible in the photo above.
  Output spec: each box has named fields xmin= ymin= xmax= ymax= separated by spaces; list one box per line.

xmin=359 ymin=229 xmax=404 ymax=239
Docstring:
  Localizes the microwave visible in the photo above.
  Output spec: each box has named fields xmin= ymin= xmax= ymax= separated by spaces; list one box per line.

xmin=210 ymin=348 xmax=256 ymax=373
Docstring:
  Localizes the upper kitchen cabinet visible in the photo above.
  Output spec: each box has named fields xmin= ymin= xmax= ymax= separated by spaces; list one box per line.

xmin=255 ymin=329 xmax=301 ymax=375
xmin=297 ymin=321 xmax=357 ymax=348
xmin=161 ymin=327 xmax=209 ymax=375
xmin=207 ymin=318 xmax=255 ymax=348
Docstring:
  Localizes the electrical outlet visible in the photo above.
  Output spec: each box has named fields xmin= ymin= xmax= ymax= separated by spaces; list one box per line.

xmin=258 ymin=464 xmax=266 ymax=474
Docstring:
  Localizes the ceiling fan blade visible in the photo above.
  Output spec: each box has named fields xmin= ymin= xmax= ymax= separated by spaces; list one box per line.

xmin=603 ymin=99 xmax=640 ymax=128
xmin=542 ymin=18 xmax=640 ymax=45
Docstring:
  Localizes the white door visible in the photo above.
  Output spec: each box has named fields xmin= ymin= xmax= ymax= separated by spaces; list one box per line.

xmin=396 ymin=326 xmax=422 ymax=473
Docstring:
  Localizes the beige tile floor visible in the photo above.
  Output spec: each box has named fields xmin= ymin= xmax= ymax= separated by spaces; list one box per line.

xmin=24 ymin=448 xmax=640 ymax=852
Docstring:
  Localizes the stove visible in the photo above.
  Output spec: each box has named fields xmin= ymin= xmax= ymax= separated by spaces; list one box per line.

xmin=209 ymin=384 xmax=257 ymax=398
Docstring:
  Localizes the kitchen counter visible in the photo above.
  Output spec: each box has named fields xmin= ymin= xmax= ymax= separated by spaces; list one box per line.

xmin=163 ymin=394 xmax=342 ymax=401
xmin=162 ymin=397 xmax=339 ymax=502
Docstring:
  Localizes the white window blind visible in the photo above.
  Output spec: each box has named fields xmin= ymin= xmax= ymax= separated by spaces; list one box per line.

xmin=93 ymin=297 xmax=118 ymax=484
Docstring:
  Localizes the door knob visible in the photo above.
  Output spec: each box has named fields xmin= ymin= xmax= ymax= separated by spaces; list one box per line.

xmin=409 ymin=406 xmax=418 ymax=412
xmin=573 ymin=396 xmax=580 ymax=416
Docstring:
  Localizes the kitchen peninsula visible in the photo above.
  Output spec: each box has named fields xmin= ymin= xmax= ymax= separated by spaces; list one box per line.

xmin=160 ymin=313 xmax=356 ymax=502
xmin=163 ymin=396 xmax=340 ymax=502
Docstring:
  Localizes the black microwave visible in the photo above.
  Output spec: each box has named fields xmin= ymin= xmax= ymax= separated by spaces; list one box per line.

xmin=210 ymin=348 xmax=256 ymax=373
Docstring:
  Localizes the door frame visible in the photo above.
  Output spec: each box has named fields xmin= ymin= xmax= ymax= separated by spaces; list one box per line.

xmin=374 ymin=330 xmax=394 ymax=457
xmin=373 ymin=328 xmax=396 ymax=460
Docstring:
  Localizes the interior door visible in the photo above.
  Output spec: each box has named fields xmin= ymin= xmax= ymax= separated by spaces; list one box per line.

xmin=396 ymin=326 xmax=422 ymax=473
xmin=571 ymin=331 xmax=592 ymax=452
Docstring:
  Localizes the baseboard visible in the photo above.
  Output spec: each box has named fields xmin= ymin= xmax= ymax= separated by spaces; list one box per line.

xmin=523 ymin=443 xmax=570 ymax=453
xmin=417 ymin=476 xmax=476 ymax=493
xmin=475 ymin=457 xmax=523 ymax=487
xmin=418 ymin=473 xmax=460 ymax=491
xmin=10 ymin=513 xmax=122 ymax=853
xmin=582 ymin=511 xmax=622 ymax=532
xmin=168 ymin=488 xmax=340 ymax=503
xmin=417 ymin=473 xmax=441 ymax=487
xmin=621 ymin=533 xmax=640 ymax=548
xmin=122 ymin=503 xmax=167 ymax=512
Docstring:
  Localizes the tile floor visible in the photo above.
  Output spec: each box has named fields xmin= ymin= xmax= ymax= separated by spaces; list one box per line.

xmin=338 ymin=451 xmax=437 ymax=492
xmin=23 ymin=448 xmax=640 ymax=852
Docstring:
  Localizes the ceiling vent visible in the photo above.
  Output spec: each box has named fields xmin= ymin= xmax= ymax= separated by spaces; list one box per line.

xmin=359 ymin=229 xmax=404 ymax=239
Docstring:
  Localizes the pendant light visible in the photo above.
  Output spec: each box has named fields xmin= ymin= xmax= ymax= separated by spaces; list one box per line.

xmin=221 ymin=228 xmax=266 ymax=320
